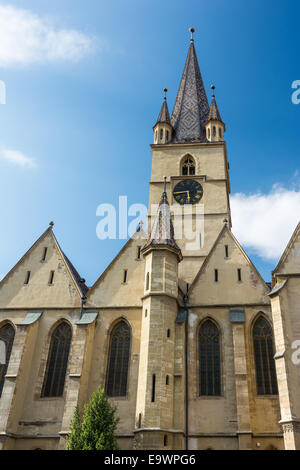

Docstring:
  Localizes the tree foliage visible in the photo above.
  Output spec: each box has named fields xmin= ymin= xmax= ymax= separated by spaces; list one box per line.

xmin=66 ymin=387 xmax=119 ymax=450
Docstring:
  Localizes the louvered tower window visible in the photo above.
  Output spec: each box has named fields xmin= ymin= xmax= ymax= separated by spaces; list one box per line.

xmin=0 ymin=324 xmax=15 ymax=397
xmin=106 ymin=321 xmax=131 ymax=397
xmin=41 ymin=322 xmax=72 ymax=397
xmin=199 ymin=320 xmax=221 ymax=396
xmin=182 ymin=156 xmax=195 ymax=176
xmin=253 ymin=316 xmax=278 ymax=395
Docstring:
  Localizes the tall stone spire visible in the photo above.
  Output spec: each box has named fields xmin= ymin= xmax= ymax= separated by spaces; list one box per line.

xmin=171 ymin=28 xmax=209 ymax=143
xmin=142 ymin=178 xmax=182 ymax=258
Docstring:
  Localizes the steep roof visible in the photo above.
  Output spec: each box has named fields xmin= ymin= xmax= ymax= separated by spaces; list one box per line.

xmin=207 ymin=94 xmax=223 ymax=123
xmin=142 ymin=189 xmax=182 ymax=257
xmin=155 ymin=97 xmax=171 ymax=125
xmin=171 ymin=39 xmax=209 ymax=143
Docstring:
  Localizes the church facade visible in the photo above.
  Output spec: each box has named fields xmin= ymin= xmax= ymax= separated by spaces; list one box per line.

xmin=0 ymin=31 xmax=300 ymax=451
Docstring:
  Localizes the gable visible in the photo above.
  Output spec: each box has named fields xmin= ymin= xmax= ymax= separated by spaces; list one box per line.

xmin=188 ymin=227 xmax=269 ymax=305
xmin=88 ymin=234 xmax=146 ymax=308
xmin=0 ymin=228 xmax=83 ymax=309
xmin=273 ymin=222 xmax=300 ymax=275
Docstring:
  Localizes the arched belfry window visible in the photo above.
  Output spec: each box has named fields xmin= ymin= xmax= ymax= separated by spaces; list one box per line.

xmin=106 ymin=321 xmax=131 ymax=397
xmin=253 ymin=316 xmax=278 ymax=395
xmin=199 ymin=320 xmax=221 ymax=396
xmin=0 ymin=323 xmax=15 ymax=397
xmin=41 ymin=322 xmax=72 ymax=397
xmin=181 ymin=155 xmax=195 ymax=176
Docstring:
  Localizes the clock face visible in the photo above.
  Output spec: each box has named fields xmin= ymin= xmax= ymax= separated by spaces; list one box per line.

xmin=173 ymin=179 xmax=203 ymax=205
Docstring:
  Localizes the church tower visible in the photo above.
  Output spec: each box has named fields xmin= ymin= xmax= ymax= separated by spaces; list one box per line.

xmin=148 ymin=28 xmax=231 ymax=284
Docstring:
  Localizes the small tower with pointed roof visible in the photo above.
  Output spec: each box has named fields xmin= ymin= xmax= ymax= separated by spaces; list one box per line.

xmin=135 ymin=181 xmax=183 ymax=449
xmin=205 ymin=85 xmax=225 ymax=142
xmin=153 ymin=89 xmax=173 ymax=144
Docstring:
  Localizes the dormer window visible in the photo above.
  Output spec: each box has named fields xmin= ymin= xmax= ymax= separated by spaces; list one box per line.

xmin=182 ymin=155 xmax=195 ymax=176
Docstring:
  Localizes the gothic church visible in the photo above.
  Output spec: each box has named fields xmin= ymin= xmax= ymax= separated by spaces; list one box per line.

xmin=0 ymin=30 xmax=300 ymax=451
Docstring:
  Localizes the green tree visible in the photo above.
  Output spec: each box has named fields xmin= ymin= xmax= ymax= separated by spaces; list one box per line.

xmin=66 ymin=387 xmax=119 ymax=450
xmin=66 ymin=405 xmax=83 ymax=450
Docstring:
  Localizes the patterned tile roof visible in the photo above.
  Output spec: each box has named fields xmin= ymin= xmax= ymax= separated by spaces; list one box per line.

xmin=171 ymin=41 xmax=209 ymax=143
xmin=143 ymin=191 xmax=181 ymax=253
xmin=155 ymin=98 xmax=171 ymax=125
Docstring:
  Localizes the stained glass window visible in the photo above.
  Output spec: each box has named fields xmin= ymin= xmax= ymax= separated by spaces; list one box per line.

xmin=199 ymin=320 xmax=221 ymax=396
xmin=106 ymin=321 xmax=131 ymax=397
xmin=0 ymin=323 xmax=15 ymax=397
xmin=41 ymin=322 xmax=72 ymax=397
xmin=253 ymin=316 xmax=278 ymax=395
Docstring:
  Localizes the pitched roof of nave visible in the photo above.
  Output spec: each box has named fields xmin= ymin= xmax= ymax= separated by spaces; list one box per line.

xmin=155 ymin=90 xmax=171 ymax=126
xmin=170 ymin=33 xmax=210 ymax=143
xmin=0 ymin=222 xmax=88 ymax=299
xmin=142 ymin=185 xmax=182 ymax=260
xmin=188 ymin=224 xmax=270 ymax=305
xmin=272 ymin=221 xmax=300 ymax=276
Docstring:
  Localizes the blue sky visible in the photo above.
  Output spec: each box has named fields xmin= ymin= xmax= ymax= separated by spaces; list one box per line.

xmin=0 ymin=0 xmax=299 ymax=285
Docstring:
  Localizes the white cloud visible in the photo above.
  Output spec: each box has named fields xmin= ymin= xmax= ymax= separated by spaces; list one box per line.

xmin=231 ymin=183 xmax=300 ymax=261
xmin=0 ymin=5 xmax=96 ymax=67
xmin=0 ymin=148 xmax=37 ymax=168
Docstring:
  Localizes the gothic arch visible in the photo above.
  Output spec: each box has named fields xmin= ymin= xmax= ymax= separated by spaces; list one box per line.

xmin=197 ymin=317 xmax=222 ymax=397
xmin=41 ymin=320 xmax=72 ymax=397
xmin=251 ymin=314 xmax=278 ymax=395
xmin=106 ymin=318 xmax=131 ymax=397
xmin=179 ymin=154 xmax=196 ymax=176
xmin=0 ymin=322 xmax=15 ymax=397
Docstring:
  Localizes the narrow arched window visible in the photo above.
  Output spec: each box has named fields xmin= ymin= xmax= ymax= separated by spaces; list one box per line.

xmin=146 ymin=272 xmax=150 ymax=291
xmin=213 ymin=126 xmax=216 ymax=137
xmin=41 ymin=322 xmax=72 ymax=397
xmin=253 ymin=316 xmax=278 ymax=395
xmin=0 ymin=323 xmax=15 ymax=397
xmin=106 ymin=321 xmax=131 ymax=397
xmin=181 ymin=155 xmax=195 ymax=176
xmin=199 ymin=320 xmax=221 ymax=396
xmin=219 ymin=127 xmax=222 ymax=139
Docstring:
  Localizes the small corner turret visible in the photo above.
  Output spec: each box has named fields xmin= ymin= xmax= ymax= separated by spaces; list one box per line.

xmin=153 ymin=88 xmax=173 ymax=144
xmin=205 ymin=85 xmax=225 ymax=142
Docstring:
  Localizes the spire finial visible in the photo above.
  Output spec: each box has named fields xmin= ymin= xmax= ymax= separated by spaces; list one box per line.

xmin=163 ymin=176 xmax=167 ymax=194
xmin=189 ymin=27 xmax=195 ymax=42
xmin=211 ymin=84 xmax=216 ymax=98
xmin=163 ymin=88 xmax=168 ymax=101
xmin=49 ymin=221 xmax=54 ymax=228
